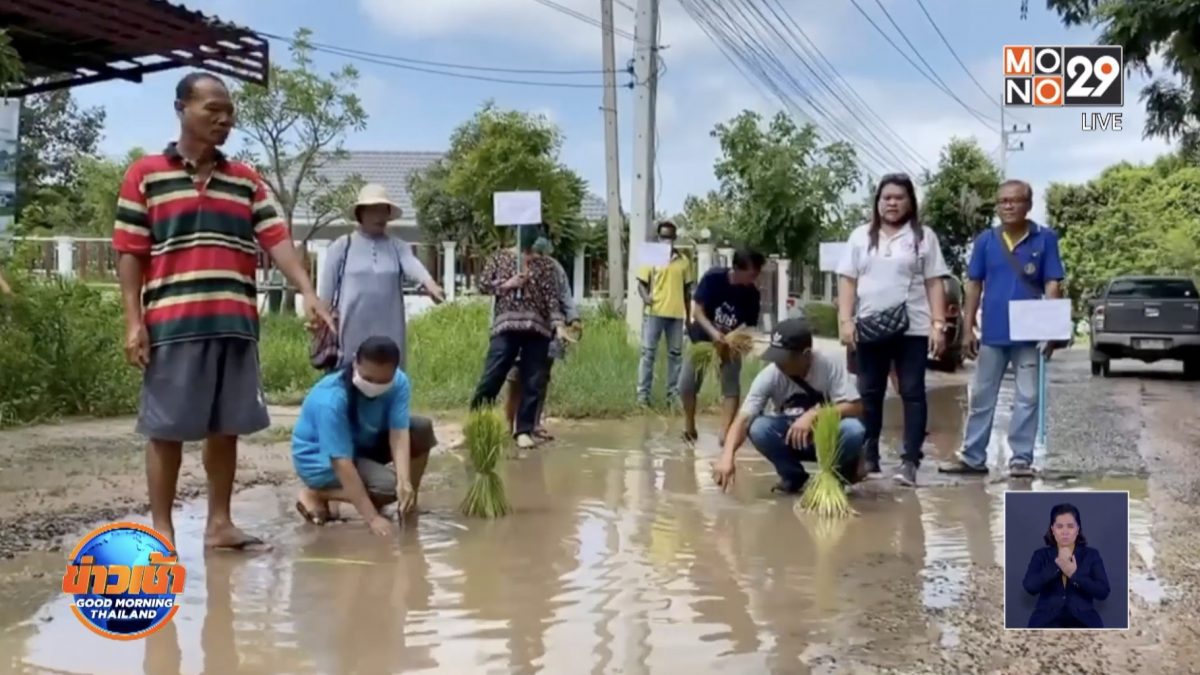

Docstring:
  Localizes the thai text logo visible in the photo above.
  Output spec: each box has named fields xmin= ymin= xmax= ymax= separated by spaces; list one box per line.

xmin=60 ymin=522 xmax=185 ymax=640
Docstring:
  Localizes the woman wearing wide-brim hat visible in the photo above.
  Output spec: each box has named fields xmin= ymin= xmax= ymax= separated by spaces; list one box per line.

xmin=312 ymin=183 xmax=446 ymax=513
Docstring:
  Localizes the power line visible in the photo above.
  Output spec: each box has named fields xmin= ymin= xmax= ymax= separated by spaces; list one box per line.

xmin=257 ymin=30 xmax=620 ymax=76
xmin=615 ymin=0 xmax=636 ymax=12
xmin=690 ymin=0 xmax=901 ymax=176
xmin=264 ymin=33 xmax=622 ymax=89
xmin=913 ymin=0 xmax=1027 ymax=124
xmin=764 ymin=0 xmax=932 ymax=172
xmin=530 ymin=0 xmax=646 ymax=43
xmin=848 ymin=0 xmax=998 ymax=129
xmin=739 ymin=0 xmax=928 ymax=175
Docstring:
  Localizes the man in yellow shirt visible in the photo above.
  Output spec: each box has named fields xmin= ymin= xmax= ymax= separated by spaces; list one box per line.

xmin=636 ymin=220 xmax=694 ymax=406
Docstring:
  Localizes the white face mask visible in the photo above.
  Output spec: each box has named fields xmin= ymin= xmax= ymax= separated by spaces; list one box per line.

xmin=352 ymin=370 xmax=393 ymax=398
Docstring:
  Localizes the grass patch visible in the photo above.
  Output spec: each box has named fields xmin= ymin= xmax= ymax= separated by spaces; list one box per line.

xmin=0 ymin=273 xmax=766 ymax=427
xmin=802 ymin=302 xmax=838 ymax=338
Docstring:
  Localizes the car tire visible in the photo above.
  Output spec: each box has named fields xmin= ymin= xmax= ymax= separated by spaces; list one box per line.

xmin=1185 ymin=359 xmax=1200 ymax=381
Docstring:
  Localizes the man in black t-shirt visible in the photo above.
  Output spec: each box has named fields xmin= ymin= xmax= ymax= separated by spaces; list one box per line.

xmin=680 ymin=248 xmax=765 ymax=445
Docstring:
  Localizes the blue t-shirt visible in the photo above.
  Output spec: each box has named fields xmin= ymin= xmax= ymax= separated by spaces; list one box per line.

xmin=291 ymin=370 xmax=412 ymax=489
xmin=967 ymin=222 xmax=1066 ymax=346
xmin=687 ymin=267 xmax=761 ymax=342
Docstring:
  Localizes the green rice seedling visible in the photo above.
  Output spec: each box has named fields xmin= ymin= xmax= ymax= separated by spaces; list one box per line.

xmin=797 ymin=405 xmax=856 ymax=518
xmin=687 ymin=340 xmax=716 ymax=375
xmin=461 ymin=407 xmax=511 ymax=518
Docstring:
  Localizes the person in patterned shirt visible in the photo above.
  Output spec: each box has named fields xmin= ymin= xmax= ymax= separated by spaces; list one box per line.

xmin=469 ymin=223 xmax=566 ymax=449
xmin=113 ymin=72 xmax=333 ymax=551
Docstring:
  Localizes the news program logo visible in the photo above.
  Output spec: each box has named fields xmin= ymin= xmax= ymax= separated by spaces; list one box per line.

xmin=61 ymin=522 xmax=185 ymax=640
xmin=1003 ymin=45 xmax=1123 ymax=107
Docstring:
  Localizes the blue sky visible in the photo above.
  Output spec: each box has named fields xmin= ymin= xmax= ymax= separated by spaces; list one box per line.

xmin=73 ymin=0 xmax=1173 ymax=223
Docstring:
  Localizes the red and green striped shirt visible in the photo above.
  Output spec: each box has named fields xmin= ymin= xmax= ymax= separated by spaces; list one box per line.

xmin=111 ymin=144 xmax=290 ymax=346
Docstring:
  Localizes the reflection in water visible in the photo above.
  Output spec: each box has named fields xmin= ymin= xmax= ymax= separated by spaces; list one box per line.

xmin=1 ymin=405 xmax=1088 ymax=674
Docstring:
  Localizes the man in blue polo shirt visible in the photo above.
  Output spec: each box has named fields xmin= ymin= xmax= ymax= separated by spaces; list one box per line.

xmin=940 ymin=179 xmax=1065 ymax=478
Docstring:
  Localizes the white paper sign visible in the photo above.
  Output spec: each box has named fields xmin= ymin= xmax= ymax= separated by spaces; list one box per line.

xmin=639 ymin=242 xmax=672 ymax=267
xmin=493 ymin=191 xmax=542 ymax=226
xmin=1008 ymin=299 xmax=1073 ymax=341
xmin=819 ymin=242 xmax=847 ymax=272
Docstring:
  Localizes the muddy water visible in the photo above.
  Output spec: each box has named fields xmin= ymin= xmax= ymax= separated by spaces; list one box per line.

xmin=0 ymin=386 xmax=1162 ymax=674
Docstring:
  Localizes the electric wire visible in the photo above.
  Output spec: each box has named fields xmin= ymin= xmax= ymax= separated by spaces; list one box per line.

xmin=257 ymin=30 xmax=620 ymax=76
xmin=684 ymin=0 xmax=896 ymax=176
xmin=848 ymin=0 xmax=998 ymax=129
xmin=530 ymin=0 xmax=647 ymax=44
xmin=738 ymin=0 xmax=928 ymax=175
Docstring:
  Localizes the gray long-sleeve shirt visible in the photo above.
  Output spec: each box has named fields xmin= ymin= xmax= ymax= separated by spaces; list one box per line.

xmin=318 ymin=230 xmax=433 ymax=371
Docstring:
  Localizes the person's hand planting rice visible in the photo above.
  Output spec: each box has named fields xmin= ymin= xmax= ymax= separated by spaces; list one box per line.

xmin=710 ymin=319 xmax=869 ymax=498
xmin=290 ymin=336 xmax=437 ymax=531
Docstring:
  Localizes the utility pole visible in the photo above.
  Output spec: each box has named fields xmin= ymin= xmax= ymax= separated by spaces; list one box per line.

xmin=625 ymin=0 xmax=659 ymax=333
xmin=999 ymin=104 xmax=1030 ymax=177
xmin=600 ymin=0 xmax=625 ymax=311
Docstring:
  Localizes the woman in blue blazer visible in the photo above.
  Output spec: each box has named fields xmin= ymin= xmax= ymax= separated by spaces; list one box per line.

xmin=1022 ymin=503 xmax=1111 ymax=628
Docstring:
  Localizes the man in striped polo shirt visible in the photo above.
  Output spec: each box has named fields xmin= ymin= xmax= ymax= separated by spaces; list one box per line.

xmin=113 ymin=72 xmax=333 ymax=551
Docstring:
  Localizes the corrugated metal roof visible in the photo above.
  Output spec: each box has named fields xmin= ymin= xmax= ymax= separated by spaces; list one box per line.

xmin=291 ymin=150 xmax=609 ymax=225
xmin=2 ymin=0 xmax=269 ymax=96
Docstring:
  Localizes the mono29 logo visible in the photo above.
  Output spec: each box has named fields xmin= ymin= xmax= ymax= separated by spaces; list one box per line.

xmin=1003 ymin=45 xmax=1124 ymax=131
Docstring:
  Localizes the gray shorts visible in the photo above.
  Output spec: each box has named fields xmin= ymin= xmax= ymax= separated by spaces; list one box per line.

xmin=349 ymin=457 xmax=398 ymax=498
xmin=679 ymin=352 xmax=743 ymax=399
xmin=136 ymin=338 xmax=270 ymax=442
xmin=340 ymin=415 xmax=438 ymax=498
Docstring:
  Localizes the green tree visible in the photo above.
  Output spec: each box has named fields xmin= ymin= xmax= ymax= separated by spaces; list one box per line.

xmin=0 ymin=29 xmax=22 ymax=88
xmin=707 ymin=110 xmax=860 ymax=259
xmin=232 ymin=27 xmax=368 ymax=241
xmin=15 ymin=90 xmax=106 ymax=230
xmin=1049 ymin=153 xmax=1200 ymax=306
xmin=676 ymin=191 xmax=735 ymax=245
xmin=19 ymin=148 xmax=145 ymax=235
xmin=1043 ymin=0 xmax=1200 ymax=152
xmin=408 ymin=102 xmax=588 ymax=255
xmin=920 ymin=138 xmax=1003 ymax=277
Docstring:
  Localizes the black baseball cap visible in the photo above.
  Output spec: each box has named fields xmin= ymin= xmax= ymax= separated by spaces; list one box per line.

xmin=762 ymin=318 xmax=814 ymax=364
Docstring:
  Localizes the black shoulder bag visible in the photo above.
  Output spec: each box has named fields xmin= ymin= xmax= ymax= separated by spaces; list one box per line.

xmin=309 ymin=234 xmax=352 ymax=371
xmin=854 ymin=233 xmax=922 ymax=344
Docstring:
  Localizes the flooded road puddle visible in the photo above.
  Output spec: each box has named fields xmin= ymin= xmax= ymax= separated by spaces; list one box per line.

xmin=0 ymin=395 xmax=1171 ymax=673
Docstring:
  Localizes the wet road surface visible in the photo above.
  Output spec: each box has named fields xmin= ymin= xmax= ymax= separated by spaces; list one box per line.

xmin=0 ymin=348 xmax=1197 ymax=673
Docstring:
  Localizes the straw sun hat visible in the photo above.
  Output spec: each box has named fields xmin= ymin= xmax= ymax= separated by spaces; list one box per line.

xmin=352 ymin=183 xmax=403 ymax=222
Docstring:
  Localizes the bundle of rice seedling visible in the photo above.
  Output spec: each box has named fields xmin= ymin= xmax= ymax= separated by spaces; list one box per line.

xmin=724 ymin=327 xmax=755 ymax=357
xmin=461 ymin=408 xmax=511 ymax=518
xmin=687 ymin=340 xmax=717 ymax=374
xmin=797 ymin=405 xmax=856 ymax=518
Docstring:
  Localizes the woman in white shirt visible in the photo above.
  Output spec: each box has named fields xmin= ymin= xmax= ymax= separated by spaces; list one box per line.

xmin=836 ymin=174 xmax=948 ymax=487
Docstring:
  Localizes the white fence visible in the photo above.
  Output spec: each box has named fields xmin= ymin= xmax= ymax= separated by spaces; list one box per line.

xmin=6 ymin=236 xmax=837 ymax=322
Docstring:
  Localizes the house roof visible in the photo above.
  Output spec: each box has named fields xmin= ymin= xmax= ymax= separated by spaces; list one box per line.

xmin=1 ymin=0 xmax=269 ymax=97
xmin=291 ymin=150 xmax=608 ymax=225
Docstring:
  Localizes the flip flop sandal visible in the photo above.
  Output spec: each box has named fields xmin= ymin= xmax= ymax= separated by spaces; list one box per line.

xmin=209 ymin=535 xmax=270 ymax=552
xmin=295 ymin=501 xmax=328 ymax=526
xmin=534 ymin=429 xmax=555 ymax=441
xmin=681 ymin=431 xmax=699 ymax=445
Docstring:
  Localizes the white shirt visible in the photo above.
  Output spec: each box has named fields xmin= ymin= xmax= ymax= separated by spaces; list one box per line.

xmin=740 ymin=354 xmax=860 ymax=419
xmin=837 ymin=222 xmax=949 ymax=336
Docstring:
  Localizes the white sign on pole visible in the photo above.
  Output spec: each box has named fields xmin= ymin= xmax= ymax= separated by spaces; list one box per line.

xmin=493 ymin=191 xmax=542 ymax=226
xmin=818 ymin=242 xmax=847 ymax=273
xmin=639 ymin=242 xmax=672 ymax=267
xmin=0 ymin=99 xmax=19 ymax=236
xmin=1008 ymin=299 xmax=1073 ymax=342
